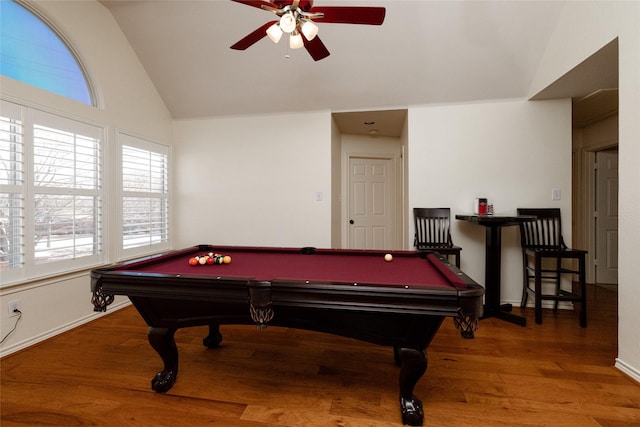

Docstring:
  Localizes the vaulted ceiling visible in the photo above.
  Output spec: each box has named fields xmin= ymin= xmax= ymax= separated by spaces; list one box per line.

xmin=98 ymin=1 xmax=618 ymax=134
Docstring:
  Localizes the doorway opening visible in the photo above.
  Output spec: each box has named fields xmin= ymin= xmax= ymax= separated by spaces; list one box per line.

xmin=331 ymin=110 xmax=408 ymax=250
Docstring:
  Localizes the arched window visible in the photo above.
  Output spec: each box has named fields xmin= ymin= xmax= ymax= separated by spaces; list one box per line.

xmin=0 ymin=0 xmax=93 ymax=106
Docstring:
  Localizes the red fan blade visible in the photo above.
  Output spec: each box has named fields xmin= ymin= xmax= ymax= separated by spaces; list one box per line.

xmin=309 ymin=6 xmax=385 ymax=25
xmin=303 ymin=35 xmax=330 ymax=61
xmin=230 ymin=0 xmax=279 ymax=11
xmin=230 ymin=21 xmax=277 ymax=50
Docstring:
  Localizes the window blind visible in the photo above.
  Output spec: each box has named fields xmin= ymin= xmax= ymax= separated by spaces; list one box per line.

xmin=122 ymin=142 xmax=169 ymax=250
xmin=0 ymin=100 xmax=25 ymax=271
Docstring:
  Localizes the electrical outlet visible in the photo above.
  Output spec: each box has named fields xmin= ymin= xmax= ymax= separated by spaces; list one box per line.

xmin=7 ymin=300 xmax=22 ymax=317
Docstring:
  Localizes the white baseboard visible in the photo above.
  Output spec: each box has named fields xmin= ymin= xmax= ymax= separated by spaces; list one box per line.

xmin=615 ymin=358 xmax=640 ymax=384
xmin=0 ymin=300 xmax=131 ymax=358
xmin=507 ymin=299 xmax=574 ymax=310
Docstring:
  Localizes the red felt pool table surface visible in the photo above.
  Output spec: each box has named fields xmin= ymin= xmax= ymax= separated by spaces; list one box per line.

xmin=119 ymin=245 xmax=467 ymax=289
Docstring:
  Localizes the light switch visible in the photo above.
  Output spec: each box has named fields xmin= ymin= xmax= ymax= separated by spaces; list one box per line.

xmin=315 ymin=192 xmax=323 ymax=201
xmin=552 ymin=188 xmax=561 ymax=200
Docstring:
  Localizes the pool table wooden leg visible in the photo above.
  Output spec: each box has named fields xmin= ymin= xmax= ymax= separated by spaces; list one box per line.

xmin=203 ymin=324 xmax=222 ymax=348
xmin=397 ymin=347 xmax=427 ymax=426
xmin=148 ymin=326 xmax=178 ymax=393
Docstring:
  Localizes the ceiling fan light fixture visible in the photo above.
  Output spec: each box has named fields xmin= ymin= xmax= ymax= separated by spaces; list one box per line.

xmin=289 ymin=32 xmax=303 ymax=49
xmin=279 ymin=12 xmax=297 ymax=33
xmin=231 ymin=1 xmax=386 ymax=61
xmin=301 ymin=20 xmax=318 ymax=40
xmin=266 ymin=23 xmax=283 ymax=43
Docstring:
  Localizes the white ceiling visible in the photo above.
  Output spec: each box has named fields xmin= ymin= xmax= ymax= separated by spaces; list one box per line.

xmin=98 ymin=1 xmax=618 ymax=135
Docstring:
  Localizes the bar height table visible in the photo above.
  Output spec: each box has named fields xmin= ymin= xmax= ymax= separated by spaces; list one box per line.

xmin=455 ymin=214 xmax=534 ymax=327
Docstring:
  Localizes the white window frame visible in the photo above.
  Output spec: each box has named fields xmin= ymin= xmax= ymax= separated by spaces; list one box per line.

xmin=1 ymin=0 xmax=95 ymax=106
xmin=0 ymin=99 xmax=106 ymax=285
xmin=116 ymin=130 xmax=171 ymax=261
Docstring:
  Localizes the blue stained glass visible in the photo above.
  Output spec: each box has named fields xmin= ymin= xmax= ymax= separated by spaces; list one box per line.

xmin=0 ymin=0 xmax=92 ymax=105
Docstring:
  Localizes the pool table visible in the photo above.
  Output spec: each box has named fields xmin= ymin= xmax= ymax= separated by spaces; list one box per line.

xmin=91 ymin=245 xmax=483 ymax=426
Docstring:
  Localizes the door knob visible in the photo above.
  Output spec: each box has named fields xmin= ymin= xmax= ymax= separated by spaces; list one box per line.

xmin=349 ymin=219 xmax=354 ymax=224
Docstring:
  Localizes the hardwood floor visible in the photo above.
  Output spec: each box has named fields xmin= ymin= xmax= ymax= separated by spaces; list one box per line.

xmin=1 ymin=284 xmax=638 ymax=426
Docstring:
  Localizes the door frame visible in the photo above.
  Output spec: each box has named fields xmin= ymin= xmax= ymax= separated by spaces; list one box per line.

xmin=589 ymin=148 xmax=619 ymax=284
xmin=575 ymin=143 xmax=618 ymax=284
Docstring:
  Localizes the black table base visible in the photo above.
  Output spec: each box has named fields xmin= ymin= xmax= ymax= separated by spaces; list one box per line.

xmin=482 ymin=303 xmax=526 ymax=326
xmin=456 ymin=214 xmax=534 ymax=327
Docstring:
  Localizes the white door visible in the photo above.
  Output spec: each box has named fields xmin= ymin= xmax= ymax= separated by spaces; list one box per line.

xmin=595 ymin=149 xmax=618 ymax=284
xmin=347 ymin=157 xmax=394 ymax=250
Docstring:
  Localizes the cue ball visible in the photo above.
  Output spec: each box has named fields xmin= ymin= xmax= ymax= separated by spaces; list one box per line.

xmin=384 ymin=254 xmax=393 ymax=262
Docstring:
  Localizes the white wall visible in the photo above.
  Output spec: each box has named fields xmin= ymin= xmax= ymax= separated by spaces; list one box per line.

xmin=0 ymin=0 xmax=172 ymax=357
xmin=408 ymin=99 xmax=572 ymax=306
xmin=171 ymin=98 xmax=576 ymax=308
xmin=172 ymin=111 xmax=332 ymax=248
xmin=172 ymin=99 xmax=571 ymax=308
xmin=529 ymin=0 xmax=640 ymax=384
xmin=330 ymin=116 xmax=342 ymax=247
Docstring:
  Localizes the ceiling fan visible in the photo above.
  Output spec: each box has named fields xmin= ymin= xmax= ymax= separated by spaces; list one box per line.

xmin=230 ymin=0 xmax=386 ymax=61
